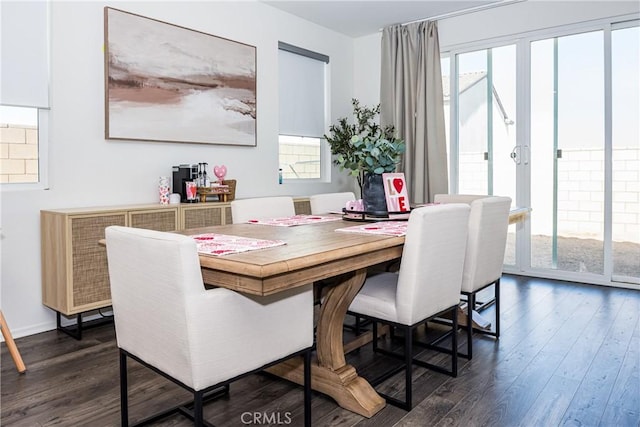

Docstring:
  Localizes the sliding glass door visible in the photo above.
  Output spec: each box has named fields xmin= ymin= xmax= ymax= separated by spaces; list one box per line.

xmin=445 ymin=18 xmax=639 ymax=287
xmin=453 ymin=44 xmax=518 ymax=266
xmin=611 ymin=24 xmax=640 ymax=282
xmin=530 ymin=31 xmax=605 ymax=275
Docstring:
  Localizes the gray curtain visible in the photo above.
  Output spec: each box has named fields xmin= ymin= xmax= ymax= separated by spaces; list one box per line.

xmin=380 ymin=21 xmax=448 ymax=204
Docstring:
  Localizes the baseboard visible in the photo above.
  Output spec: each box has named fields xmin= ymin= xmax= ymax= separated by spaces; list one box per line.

xmin=2 ymin=310 xmax=114 ymax=341
xmin=2 ymin=321 xmax=56 ymax=341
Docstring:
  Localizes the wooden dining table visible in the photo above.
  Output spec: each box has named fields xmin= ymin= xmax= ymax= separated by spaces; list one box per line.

xmin=184 ymin=219 xmax=404 ymax=417
xmin=179 ymin=207 xmax=527 ymax=417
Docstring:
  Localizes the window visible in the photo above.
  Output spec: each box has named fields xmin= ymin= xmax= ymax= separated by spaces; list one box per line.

xmin=278 ymin=42 xmax=329 ymax=180
xmin=0 ymin=106 xmax=39 ymax=183
xmin=1 ymin=0 xmax=50 ymax=186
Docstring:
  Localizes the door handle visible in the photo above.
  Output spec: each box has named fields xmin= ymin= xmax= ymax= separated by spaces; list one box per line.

xmin=510 ymin=146 xmax=521 ymax=164
xmin=524 ymin=145 xmax=530 ymax=165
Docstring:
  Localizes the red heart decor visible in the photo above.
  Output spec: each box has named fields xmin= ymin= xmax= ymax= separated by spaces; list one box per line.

xmin=393 ymin=178 xmax=404 ymax=194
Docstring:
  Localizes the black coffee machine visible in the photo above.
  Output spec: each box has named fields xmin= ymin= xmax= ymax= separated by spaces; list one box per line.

xmin=172 ymin=164 xmax=199 ymax=202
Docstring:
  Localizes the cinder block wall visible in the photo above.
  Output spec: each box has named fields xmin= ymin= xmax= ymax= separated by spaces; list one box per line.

xmin=459 ymin=148 xmax=639 ymax=243
xmin=559 ymin=148 xmax=639 ymax=243
xmin=0 ymin=123 xmax=38 ymax=183
xmin=279 ymin=141 xmax=321 ymax=179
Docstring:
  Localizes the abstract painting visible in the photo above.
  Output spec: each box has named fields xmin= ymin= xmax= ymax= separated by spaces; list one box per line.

xmin=104 ymin=8 xmax=256 ymax=146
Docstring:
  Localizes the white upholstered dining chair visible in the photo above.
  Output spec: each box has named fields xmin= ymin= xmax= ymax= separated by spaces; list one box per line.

xmin=433 ymin=194 xmax=512 ymax=359
xmin=309 ymin=192 xmax=356 ymax=215
xmin=347 ymin=204 xmax=470 ymax=410
xmin=230 ymin=196 xmax=295 ymax=224
xmin=105 ymin=226 xmax=313 ymax=427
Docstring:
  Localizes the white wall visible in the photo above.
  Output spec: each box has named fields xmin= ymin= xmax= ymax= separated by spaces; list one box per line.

xmin=0 ymin=0 xmax=356 ymax=337
xmin=353 ymin=33 xmax=382 ymax=108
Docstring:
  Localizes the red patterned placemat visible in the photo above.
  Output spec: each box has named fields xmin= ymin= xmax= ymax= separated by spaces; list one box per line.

xmin=192 ymin=233 xmax=286 ymax=256
xmin=335 ymin=222 xmax=408 ymax=236
xmin=246 ymin=214 xmax=343 ymax=227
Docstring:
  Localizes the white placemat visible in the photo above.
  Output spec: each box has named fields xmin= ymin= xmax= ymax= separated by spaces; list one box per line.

xmin=246 ymin=214 xmax=343 ymax=227
xmin=335 ymin=222 xmax=408 ymax=236
xmin=192 ymin=233 xmax=286 ymax=256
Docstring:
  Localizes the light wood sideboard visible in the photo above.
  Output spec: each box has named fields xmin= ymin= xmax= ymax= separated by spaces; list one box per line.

xmin=180 ymin=203 xmax=231 ymax=229
xmin=40 ymin=198 xmax=312 ymax=337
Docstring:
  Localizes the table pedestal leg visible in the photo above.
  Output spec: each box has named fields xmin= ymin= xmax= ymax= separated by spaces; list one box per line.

xmin=267 ymin=269 xmax=385 ymax=418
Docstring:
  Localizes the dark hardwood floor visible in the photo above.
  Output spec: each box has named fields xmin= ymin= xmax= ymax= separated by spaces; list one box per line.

xmin=2 ymin=275 xmax=639 ymax=426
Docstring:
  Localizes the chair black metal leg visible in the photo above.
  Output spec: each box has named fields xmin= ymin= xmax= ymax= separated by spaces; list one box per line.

xmin=452 ymin=306 xmax=458 ymax=377
xmin=304 ymin=349 xmax=311 ymax=427
xmin=373 ymin=321 xmax=378 ymax=353
xmin=355 ymin=316 xmax=362 ymax=335
xmin=458 ymin=282 xmax=502 ymax=360
xmin=495 ymin=279 xmax=501 ymax=338
xmin=119 ymin=346 xmax=308 ymax=427
xmin=119 ymin=350 xmax=129 ymax=427
xmin=404 ymin=325 xmax=412 ymax=410
xmin=355 ymin=305 xmax=461 ymax=411
xmin=193 ymin=391 xmax=204 ymax=427
xmin=467 ymin=293 xmax=474 ymax=359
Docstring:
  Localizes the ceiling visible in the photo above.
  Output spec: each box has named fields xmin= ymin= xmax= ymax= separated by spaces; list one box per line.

xmin=262 ymin=1 xmax=506 ymax=38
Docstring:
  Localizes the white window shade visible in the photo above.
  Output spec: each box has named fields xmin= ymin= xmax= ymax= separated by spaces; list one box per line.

xmin=279 ymin=46 xmax=327 ymax=138
xmin=1 ymin=0 xmax=50 ymax=108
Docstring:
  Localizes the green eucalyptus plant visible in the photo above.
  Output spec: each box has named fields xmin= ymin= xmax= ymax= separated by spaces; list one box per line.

xmin=324 ymin=99 xmax=405 ymax=192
